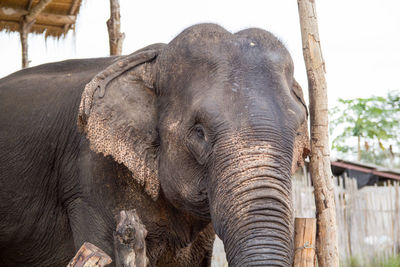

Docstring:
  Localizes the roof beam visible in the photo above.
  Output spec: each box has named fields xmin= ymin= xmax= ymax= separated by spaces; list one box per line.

xmin=26 ymin=0 xmax=34 ymax=11
xmin=0 ymin=20 xmax=64 ymax=32
xmin=24 ymin=0 xmax=53 ymax=24
xmin=0 ymin=7 xmax=76 ymax=25
xmin=69 ymin=0 xmax=81 ymax=15
xmin=63 ymin=0 xmax=80 ymax=32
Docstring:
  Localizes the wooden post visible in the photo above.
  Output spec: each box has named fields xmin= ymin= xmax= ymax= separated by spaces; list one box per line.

xmin=19 ymin=19 xmax=34 ymax=68
xmin=19 ymin=0 xmax=53 ymax=68
xmin=67 ymin=242 xmax=112 ymax=267
xmin=20 ymin=21 xmax=29 ymax=68
xmin=107 ymin=0 xmax=125 ymax=56
xmin=294 ymin=218 xmax=317 ymax=267
xmin=297 ymin=1 xmax=339 ymax=267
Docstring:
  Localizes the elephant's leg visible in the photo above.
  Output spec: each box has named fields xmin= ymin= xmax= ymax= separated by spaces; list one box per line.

xmin=66 ymin=197 xmax=115 ymax=259
xmin=65 ymin=145 xmax=119 ymax=262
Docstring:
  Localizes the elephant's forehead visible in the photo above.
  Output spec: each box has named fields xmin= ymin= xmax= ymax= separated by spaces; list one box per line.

xmin=188 ymin=77 xmax=297 ymax=128
xmin=185 ymin=36 xmax=292 ymax=72
xmin=164 ymin=25 xmax=293 ymax=72
xmin=183 ymin=61 xmax=304 ymax=132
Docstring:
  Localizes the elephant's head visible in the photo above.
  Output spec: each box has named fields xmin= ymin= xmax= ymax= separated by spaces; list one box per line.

xmin=78 ymin=24 xmax=309 ymax=266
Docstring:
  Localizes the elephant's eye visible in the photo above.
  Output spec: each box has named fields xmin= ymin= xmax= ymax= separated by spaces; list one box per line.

xmin=195 ymin=125 xmax=205 ymax=139
xmin=187 ymin=124 xmax=209 ymax=165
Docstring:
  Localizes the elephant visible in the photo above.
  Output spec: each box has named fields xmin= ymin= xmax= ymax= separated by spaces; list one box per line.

xmin=0 ymin=23 xmax=309 ymax=266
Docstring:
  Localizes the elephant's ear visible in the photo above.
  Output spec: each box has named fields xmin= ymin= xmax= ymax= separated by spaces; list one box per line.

xmin=291 ymin=79 xmax=310 ymax=174
xmin=78 ymin=45 xmax=165 ymax=200
xmin=292 ymin=79 xmax=308 ymax=117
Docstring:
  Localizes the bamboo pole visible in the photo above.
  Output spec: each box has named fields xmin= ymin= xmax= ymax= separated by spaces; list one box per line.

xmin=297 ymin=1 xmax=339 ymax=266
xmin=294 ymin=218 xmax=317 ymax=267
xmin=107 ymin=0 xmax=125 ymax=56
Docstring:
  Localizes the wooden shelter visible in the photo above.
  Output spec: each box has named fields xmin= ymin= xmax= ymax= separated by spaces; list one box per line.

xmin=0 ymin=0 xmax=82 ymax=68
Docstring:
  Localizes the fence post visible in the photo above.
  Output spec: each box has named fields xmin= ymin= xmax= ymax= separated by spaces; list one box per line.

xmin=294 ymin=218 xmax=317 ymax=267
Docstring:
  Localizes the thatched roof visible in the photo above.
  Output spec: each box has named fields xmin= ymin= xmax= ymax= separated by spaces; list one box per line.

xmin=0 ymin=0 xmax=82 ymax=38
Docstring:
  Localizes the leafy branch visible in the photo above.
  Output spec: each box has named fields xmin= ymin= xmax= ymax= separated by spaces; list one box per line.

xmin=329 ymin=90 xmax=400 ymax=167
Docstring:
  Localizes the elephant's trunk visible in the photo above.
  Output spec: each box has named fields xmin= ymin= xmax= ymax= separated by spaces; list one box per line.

xmin=209 ymin=133 xmax=294 ymax=266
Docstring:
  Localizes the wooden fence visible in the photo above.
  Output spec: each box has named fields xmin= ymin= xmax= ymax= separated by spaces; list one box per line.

xmin=293 ymin=169 xmax=400 ymax=266
xmin=211 ymin=170 xmax=400 ymax=266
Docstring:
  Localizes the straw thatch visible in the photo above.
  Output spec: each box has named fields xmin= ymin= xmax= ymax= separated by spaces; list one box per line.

xmin=0 ymin=0 xmax=82 ymax=38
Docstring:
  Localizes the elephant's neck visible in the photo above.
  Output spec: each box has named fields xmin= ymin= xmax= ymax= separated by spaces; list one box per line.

xmin=156 ymin=194 xmax=211 ymax=248
xmin=111 ymin=166 xmax=214 ymax=263
xmin=145 ymin=197 xmax=214 ymax=265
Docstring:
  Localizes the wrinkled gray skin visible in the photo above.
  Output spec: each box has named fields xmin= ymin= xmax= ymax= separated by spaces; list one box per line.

xmin=0 ymin=24 xmax=309 ymax=266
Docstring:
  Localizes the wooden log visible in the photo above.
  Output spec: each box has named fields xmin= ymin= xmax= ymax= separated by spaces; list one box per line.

xmin=36 ymin=12 xmax=76 ymax=25
xmin=297 ymin=1 xmax=339 ymax=266
xmin=294 ymin=218 xmax=317 ymax=267
xmin=114 ymin=210 xmax=148 ymax=267
xmin=107 ymin=0 xmax=125 ymax=55
xmin=67 ymin=242 xmax=112 ymax=267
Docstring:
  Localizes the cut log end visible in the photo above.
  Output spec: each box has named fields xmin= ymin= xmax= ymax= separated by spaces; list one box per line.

xmin=67 ymin=242 xmax=112 ymax=267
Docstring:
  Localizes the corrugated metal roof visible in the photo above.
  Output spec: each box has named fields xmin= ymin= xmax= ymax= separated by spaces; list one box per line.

xmin=331 ymin=159 xmax=400 ymax=181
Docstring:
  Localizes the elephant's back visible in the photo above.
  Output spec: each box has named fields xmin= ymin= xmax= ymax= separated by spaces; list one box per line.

xmin=0 ymin=57 xmax=117 ymax=175
xmin=0 ymin=57 xmax=116 ymax=266
xmin=0 ymin=57 xmax=116 ymax=153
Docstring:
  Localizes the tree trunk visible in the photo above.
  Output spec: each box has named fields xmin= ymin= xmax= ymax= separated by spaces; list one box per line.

xmin=107 ymin=0 xmax=125 ymax=56
xmin=297 ymin=1 xmax=339 ymax=267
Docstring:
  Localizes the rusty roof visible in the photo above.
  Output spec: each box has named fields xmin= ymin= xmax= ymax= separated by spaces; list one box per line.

xmin=331 ymin=159 xmax=400 ymax=181
xmin=0 ymin=0 xmax=82 ymax=38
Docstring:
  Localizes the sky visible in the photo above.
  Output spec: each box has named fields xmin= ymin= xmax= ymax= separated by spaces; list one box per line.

xmin=0 ymin=0 xmax=399 ymax=108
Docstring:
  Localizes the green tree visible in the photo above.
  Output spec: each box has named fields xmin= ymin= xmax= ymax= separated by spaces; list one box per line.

xmin=329 ymin=90 xmax=400 ymax=168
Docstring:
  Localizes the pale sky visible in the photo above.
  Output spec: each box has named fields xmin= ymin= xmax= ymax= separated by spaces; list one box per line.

xmin=1 ymin=0 xmax=399 ymax=108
